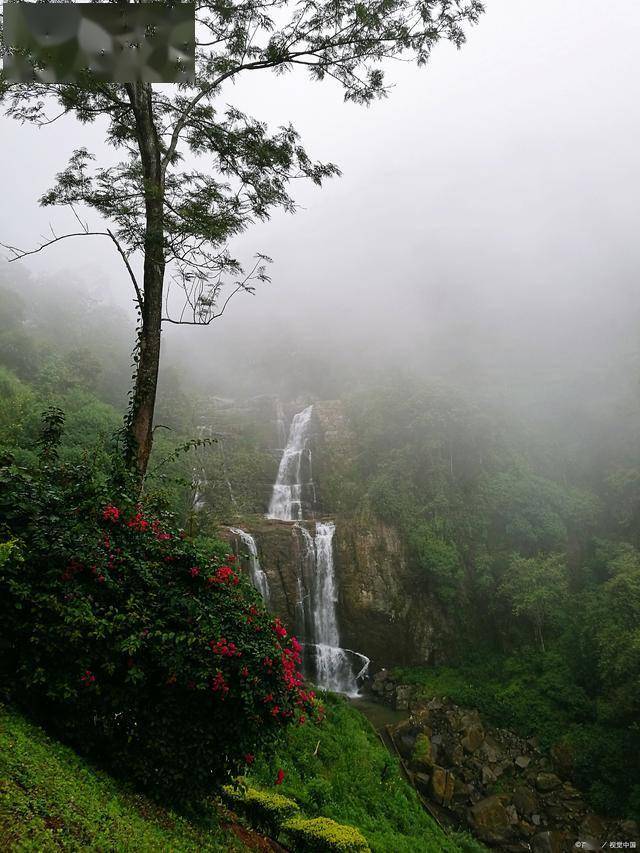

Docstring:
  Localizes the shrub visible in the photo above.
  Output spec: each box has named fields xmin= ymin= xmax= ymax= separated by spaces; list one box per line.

xmin=0 ymin=410 xmax=318 ymax=801
xmin=282 ymin=816 xmax=371 ymax=852
xmin=222 ymin=785 xmax=300 ymax=833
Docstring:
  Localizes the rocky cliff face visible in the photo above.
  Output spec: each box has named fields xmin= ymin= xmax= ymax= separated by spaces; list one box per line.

xmin=216 ymin=397 xmax=451 ymax=672
xmin=371 ymin=673 xmax=638 ymax=851
xmin=220 ymin=512 xmax=449 ymax=671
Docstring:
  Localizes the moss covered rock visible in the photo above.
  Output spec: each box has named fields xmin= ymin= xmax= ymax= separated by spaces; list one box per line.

xmin=222 ymin=785 xmax=300 ymax=833
xmin=282 ymin=816 xmax=371 ymax=852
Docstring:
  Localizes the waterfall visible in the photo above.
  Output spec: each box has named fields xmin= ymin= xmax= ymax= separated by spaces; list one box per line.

xmin=229 ymin=527 xmax=270 ymax=603
xmin=293 ymin=521 xmax=369 ymax=697
xmin=267 ymin=404 xmax=314 ymax=521
xmin=265 ymin=404 xmax=368 ymax=695
xmin=310 ymin=522 xmax=362 ymax=696
xmin=275 ymin=399 xmax=288 ymax=448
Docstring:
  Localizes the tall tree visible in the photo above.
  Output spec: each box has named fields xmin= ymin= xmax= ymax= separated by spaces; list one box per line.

xmin=0 ymin=0 xmax=484 ymax=481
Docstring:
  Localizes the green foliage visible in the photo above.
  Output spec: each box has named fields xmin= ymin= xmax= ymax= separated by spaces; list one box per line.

xmin=222 ymin=786 xmax=300 ymax=834
xmin=249 ymin=693 xmax=480 ymax=853
xmin=500 ymin=553 xmax=568 ymax=651
xmin=0 ymin=705 xmax=244 ymax=851
xmin=0 ymin=411 xmax=317 ymax=801
xmin=395 ymin=644 xmax=640 ymax=820
xmin=282 ymin=815 xmax=371 ymax=852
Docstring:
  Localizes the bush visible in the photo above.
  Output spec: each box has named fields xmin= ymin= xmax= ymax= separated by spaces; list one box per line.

xmin=222 ymin=785 xmax=300 ymax=833
xmin=0 ymin=410 xmax=318 ymax=801
xmin=282 ymin=816 xmax=371 ymax=852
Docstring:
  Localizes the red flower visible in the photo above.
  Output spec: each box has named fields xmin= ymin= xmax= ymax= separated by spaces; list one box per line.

xmin=240 ymin=666 xmax=249 ymax=678
xmin=190 ymin=566 xmax=200 ymax=577
xmin=244 ymin=753 xmax=255 ymax=764
xmin=80 ymin=669 xmax=96 ymax=685
xmin=211 ymin=670 xmax=229 ymax=696
xmin=102 ymin=505 xmax=120 ymax=523
xmin=127 ymin=512 xmax=149 ymax=532
xmin=272 ymin=618 xmax=287 ymax=639
xmin=275 ymin=769 xmax=285 ymax=786
xmin=97 ymin=574 xmax=106 ymax=584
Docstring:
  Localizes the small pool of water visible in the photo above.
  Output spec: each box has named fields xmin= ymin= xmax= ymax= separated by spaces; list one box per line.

xmin=349 ymin=696 xmax=410 ymax=731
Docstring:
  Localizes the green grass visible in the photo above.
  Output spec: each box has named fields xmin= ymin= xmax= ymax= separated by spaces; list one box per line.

xmin=0 ymin=705 xmax=246 ymax=852
xmin=248 ymin=693 xmax=485 ymax=853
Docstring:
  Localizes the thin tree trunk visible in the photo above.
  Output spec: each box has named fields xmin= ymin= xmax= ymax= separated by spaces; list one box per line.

xmin=125 ymin=82 xmax=165 ymax=482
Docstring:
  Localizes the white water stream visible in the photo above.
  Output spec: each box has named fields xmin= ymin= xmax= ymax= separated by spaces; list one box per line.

xmin=229 ymin=527 xmax=270 ymax=603
xmin=267 ymin=404 xmax=314 ymax=521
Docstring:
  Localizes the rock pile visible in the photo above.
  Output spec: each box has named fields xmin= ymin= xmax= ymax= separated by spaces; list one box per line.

xmin=371 ymin=672 xmax=638 ymax=851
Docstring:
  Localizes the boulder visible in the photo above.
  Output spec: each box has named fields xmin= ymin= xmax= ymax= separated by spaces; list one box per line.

xmin=579 ymin=814 xmax=607 ymax=839
xmin=411 ymin=733 xmax=433 ymax=769
xmin=535 ymin=772 xmax=562 ymax=793
xmin=515 ymin=755 xmax=531 ymax=769
xmin=462 ymin=725 xmax=485 ymax=754
xmin=395 ymin=685 xmax=412 ymax=710
xmin=513 ymin=786 xmax=538 ymax=817
xmin=430 ymin=765 xmax=455 ymax=805
xmin=413 ymin=772 xmax=431 ymax=797
xmin=531 ymin=830 xmax=572 ymax=853
xmin=469 ymin=795 xmax=512 ymax=844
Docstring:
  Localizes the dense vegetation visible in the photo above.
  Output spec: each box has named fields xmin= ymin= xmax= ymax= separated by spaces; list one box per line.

xmin=248 ymin=693 xmax=484 ymax=853
xmin=1 ymin=266 xmax=639 ymax=832
xmin=0 ymin=705 xmax=244 ymax=851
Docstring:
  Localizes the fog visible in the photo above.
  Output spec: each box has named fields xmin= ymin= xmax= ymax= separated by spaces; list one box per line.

xmin=2 ymin=0 xmax=640 ymax=412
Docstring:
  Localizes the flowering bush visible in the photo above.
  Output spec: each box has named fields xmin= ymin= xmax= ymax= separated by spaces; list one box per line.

xmin=0 ymin=411 xmax=318 ymax=800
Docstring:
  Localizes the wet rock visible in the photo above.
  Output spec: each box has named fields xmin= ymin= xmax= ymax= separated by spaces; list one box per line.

xmin=579 ymin=814 xmax=607 ymax=839
xmin=620 ymin=819 xmax=639 ymax=838
xmin=469 ymin=795 xmax=512 ymax=844
xmin=535 ymin=772 xmax=562 ymax=793
xmin=462 ymin=725 xmax=485 ymax=753
xmin=513 ymin=786 xmax=538 ymax=817
xmin=430 ymin=765 xmax=455 ymax=805
xmin=531 ymin=830 xmax=572 ymax=853
xmin=515 ymin=755 xmax=531 ymax=769
xmin=481 ymin=765 xmax=496 ymax=786
xmin=413 ymin=772 xmax=431 ymax=796
xmin=395 ymin=685 xmax=412 ymax=710
xmin=481 ymin=736 xmax=502 ymax=764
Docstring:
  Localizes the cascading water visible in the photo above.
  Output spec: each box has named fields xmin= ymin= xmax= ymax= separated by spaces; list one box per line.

xmin=310 ymin=522 xmax=363 ymax=695
xmin=229 ymin=527 xmax=270 ymax=603
xmin=267 ymin=404 xmax=314 ymax=521
xmin=265 ymin=404 xmax=369 ymax=695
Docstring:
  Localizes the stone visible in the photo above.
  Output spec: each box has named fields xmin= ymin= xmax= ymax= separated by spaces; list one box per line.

xmin=411 ymin=733 xmax=433 ymax=769
xmin=532 ymin=814 xmax=542 ymax=827
xmin=462 ymin=725 xmax=485 ymax=753
xmin=469 ymin=795 xmax=512 ymax=844
xmin=430 ymin=765 xmax=454 ymax=805
xmin=579 ymin=814 xmax=607 ymax=839
xmin=535 ymin=772 xmax=562 ymax=793
xmin=453 ymin=779 xmax=471 ymax=803
xmin=515 ymin=755 xmax=531 ymax=769
xmin=395 ymin=685 xmax=412 ymax=710
xmin=513 ymin=786 xmax=538 ymax=817
xmin=531 ymin=830 xmax=572 ymax=853
xmin=505 ymin=804 xmax=519 ymax=825
xmin=481 ymin=766 xmax=496 ymax=786
xmin=413 ymin=772 xmax=431 ymax=796
xmin=481 ymin=736 xmax=503 ymax=764
xmin=621 ymin=820 xmax=639 ymax=838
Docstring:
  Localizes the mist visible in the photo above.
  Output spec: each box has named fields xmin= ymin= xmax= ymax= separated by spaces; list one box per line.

xmin=2 ymin=0 xmax=640 ymax=420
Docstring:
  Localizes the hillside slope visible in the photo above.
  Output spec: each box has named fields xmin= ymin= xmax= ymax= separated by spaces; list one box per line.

xmin=0 ymin=705 xmax=247 ymax=852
